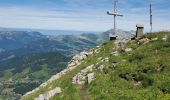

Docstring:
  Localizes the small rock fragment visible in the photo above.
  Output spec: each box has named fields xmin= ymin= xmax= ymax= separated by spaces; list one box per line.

xmin=125 ymin=48 xmax=133 ymax=52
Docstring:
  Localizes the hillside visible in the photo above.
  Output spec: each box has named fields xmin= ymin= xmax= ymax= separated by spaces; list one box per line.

xmin=22 ymin=32 xmax=170 ymax=100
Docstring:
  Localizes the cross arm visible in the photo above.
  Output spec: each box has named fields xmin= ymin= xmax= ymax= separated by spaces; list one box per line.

xmin=107 ymin=11 xmax=123 ymax=16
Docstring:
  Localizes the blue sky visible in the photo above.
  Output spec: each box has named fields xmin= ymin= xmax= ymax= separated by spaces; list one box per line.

xmin=0 ymin=0 xmax=169 ymax=32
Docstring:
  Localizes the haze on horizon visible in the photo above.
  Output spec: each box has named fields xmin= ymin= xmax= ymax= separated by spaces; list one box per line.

xmin=0 ymin=0 xmax=169 ymax=32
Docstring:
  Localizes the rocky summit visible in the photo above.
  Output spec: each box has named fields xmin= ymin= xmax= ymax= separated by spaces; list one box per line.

xmin=22 ymin=32 xmax=170 ymax=100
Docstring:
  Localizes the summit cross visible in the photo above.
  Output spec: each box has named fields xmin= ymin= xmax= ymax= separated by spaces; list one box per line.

xmin=107 ymin=0 xmax=123 ymax=40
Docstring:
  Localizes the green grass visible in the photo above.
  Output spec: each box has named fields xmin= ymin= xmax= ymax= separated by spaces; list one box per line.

xmin=23 ymin=32 xmax=170 ymax=100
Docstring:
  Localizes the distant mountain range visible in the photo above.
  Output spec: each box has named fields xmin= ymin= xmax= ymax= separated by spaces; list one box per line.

xmin=0 ymin=28 xmax=135 ymax=61
xmin=0 ymin=27 xmax=100 ymax=36
xmin=0 ymin=31 xmax=103 ymax=61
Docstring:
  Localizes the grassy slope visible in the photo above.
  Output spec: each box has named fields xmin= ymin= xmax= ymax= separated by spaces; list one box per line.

xmin=24 ymin=32 xmax=170 ymax=100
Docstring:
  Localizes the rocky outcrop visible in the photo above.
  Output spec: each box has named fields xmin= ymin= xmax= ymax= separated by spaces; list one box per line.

xmin=22 ymin=45 xmax=102 ymax=99
xmin=72 ymin=65 xmax=95 ymax=85
xmin=138 ymin=37 xmax=158 ymax=45
xmin=34 ymin=87 xmax=62 ymax=100
xmin=21 ymin=49 xmax=95 ymax=99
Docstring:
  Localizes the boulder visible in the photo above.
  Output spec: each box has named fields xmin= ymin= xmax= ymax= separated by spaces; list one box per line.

xmin=87 ymin=73 xmax=95 ymax=84
xmin=162 ymin=35 xmax=168 ymax=41
xmin=72 ymin=65 xmax=94 ymax=85
xmin=138 ymin=38 xmax=150 ymax=44
xmin=34 ymin=87 xmax=62 ymax=100
xmin=125 ymin=48 xmax=133 ymax=52
xmin=97 ymin=65 xmax=104 ymax=73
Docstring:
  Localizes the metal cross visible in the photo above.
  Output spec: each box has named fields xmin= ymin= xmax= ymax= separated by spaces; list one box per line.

xmin=107 ymin=0 xmax=123 ymax=38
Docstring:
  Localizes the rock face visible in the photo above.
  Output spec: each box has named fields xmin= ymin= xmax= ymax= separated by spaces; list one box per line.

xmin=68 ymin=51 xmax=90 ymax=68
xmin=34 ymin=87 xmax=62 ymax=100
xmin=72 ymin=65 xmax=95 ymax=85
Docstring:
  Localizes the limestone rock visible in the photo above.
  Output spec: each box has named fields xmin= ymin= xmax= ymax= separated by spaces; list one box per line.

xmin=134 ymin=81 xmax=142 ymax=86
xmin=104 ymin=57 xmax=109 ymax=62
xmin=139 ymin=38 xmax=150 ymax=44
xmin=87 ymin=73 xmax=95 ymax=84
xmin=125 ymin=48 xmax=133 ymax=52
xmin=97 ymin=65 xmax=104 ymax=73
xmin=151 ymin=37 xmax=158 ymax=41
xmin=110 ymin=51 xmax=119 ymax=56
xmin=162 ymin=35 xmax=168 ymax=41
xmin=34 ymin=87 xmax=62 ymax=100
xmin=72 ymin=65 xmax=94 ymax=85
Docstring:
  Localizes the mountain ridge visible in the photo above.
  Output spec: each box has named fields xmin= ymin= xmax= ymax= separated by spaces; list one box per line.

xmin=22 ymin=32 xmax=170 ymax=100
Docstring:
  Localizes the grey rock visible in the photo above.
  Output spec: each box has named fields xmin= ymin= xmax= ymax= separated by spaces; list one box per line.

xmin=87 ymin=73 xmax=95 ymax=84
xmin=162 ymin=35 xmax=168 ymax=41
xmin=125 ymin=48 xmax=133 ymax=52
xmin=72 ymin=65 xmax=94 ymax=85
xmin=34 ymin=87 xmax=62 ymax=100
xmin=97 ymin=65 xmax=104 ymax=73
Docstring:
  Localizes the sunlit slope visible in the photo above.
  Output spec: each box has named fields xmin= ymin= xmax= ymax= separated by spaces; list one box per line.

xmin=23 ymin=32 xmax=170 ymax=100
